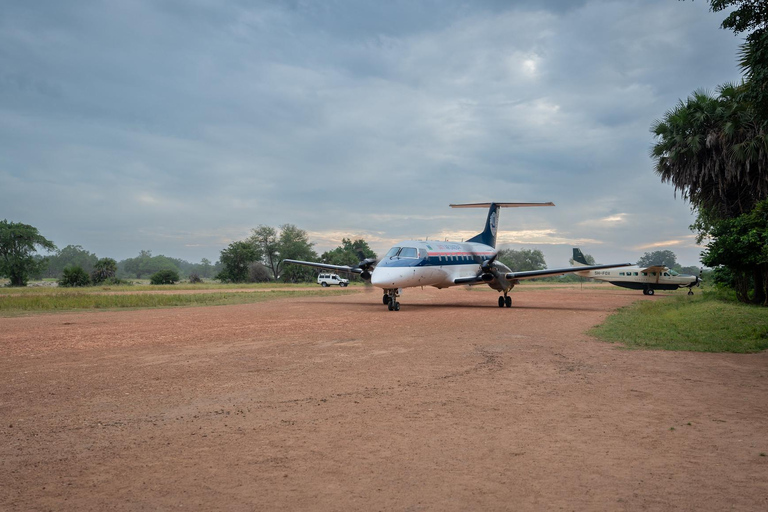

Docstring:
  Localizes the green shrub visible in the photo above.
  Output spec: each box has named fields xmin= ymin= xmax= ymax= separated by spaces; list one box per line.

xmin=58 ymin=266 xmax=91 ymax=287
xmin=188 ymin=273 xmax=202 ymax=284
xmin=91 ymin=257 xmax=118 ymax=284
xmin=150 ymin=269 xmax=180 ymax=285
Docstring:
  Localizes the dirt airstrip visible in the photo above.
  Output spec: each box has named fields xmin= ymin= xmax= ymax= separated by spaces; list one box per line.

xmin=1 ymin=287 xmax=767 ymax=511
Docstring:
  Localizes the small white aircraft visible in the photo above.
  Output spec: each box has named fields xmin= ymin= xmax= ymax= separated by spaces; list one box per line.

xmin=284 ymin=203 xmax=632 ymax=311
xmin=571 ymin=248 xmax=700 ymax=295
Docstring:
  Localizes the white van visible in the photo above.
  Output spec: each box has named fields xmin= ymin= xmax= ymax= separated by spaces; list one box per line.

xmin=317 ymin=273 xmax=349 ymax=287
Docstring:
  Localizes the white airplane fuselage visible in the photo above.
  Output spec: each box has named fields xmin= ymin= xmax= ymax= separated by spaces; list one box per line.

xmin=575 ymin=265 xmax=698 ymax=292
xmin=370 ymin=240 xmax=498 ymax=290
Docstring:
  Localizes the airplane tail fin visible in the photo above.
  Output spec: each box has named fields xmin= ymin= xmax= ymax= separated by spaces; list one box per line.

xmin=572 ymin=248 xmax=589 ymax=266
xmin=450 ymin=202 xmax=555 ymax=249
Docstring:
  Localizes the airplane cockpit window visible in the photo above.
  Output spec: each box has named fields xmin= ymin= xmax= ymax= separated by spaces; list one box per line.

xmin=669 ymin=269 xmax=679 ymax=276
xmin=399 ymin=247 xmax=418 ymax=259
xmin=385 ymin=247 xmax=401 ymax=259
xmin=663 ymin=272 xmax=670 ymax=276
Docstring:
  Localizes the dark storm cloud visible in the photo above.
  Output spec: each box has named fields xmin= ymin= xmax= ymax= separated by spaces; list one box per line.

xmin=0 ymin=0 xmax=743 ymax=266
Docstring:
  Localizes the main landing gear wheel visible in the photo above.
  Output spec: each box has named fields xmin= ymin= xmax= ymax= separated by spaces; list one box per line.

xmin=505 ymin=296 xmax=512 ymax=308
xmin=383 ymin=295 xmax=390 ymax=305
xmin=688 ymin=290 xmax=694 ymax=296
xmin=498 ymin=296 xmax=505 ymax=308
xmin=387 ymin=300 xmax=400 ymax=311
xmin=643 ymin=288 xmax=655 ymax=296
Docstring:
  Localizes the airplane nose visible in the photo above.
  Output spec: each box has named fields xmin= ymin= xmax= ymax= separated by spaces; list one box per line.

xmin=370 ymin=267 xmax=401 ymax=288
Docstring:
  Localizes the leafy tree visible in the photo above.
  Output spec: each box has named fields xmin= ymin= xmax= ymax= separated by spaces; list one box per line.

xmin=123 ymin=250 xmax=153 ymax=278
xmin=122 ymin=250 xmax=180 ymax=279
xmin=637 ymin=250 xmax=679 ymax=269
xmin=277 ymin=224 xmax=318 ymax=282
xmin=321 ymin=238 xmax=377 ymax=279
xmin=199 ymin=258 xmax=213 ymax=278
xmin=248 ymin=225 xmax=279 ymax=279
xmin=188 ymin=273 xmax=203 ymax=284
xmin=497 ymin=248 xmax=547 ymax=272
xmin=44 ymin=245 xmax=98 ymax=278
xmin=216 ymin=240 xmax=260 ymax=283
xmin=0 ymin=220 xmax=57 ymax=286
xmin=91 ymin=257 xmax=117 ymax=284
xmin=702 ymin=199 xmax=768 ymax=304
xmin=58 ymin=266 xmax=91 ymax=287
xmin=150 ymin=269 xmax=180 ymax=285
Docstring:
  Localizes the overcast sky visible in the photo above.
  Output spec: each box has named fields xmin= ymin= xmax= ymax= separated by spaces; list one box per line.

xmin=0 ymin=0 xmax=745 ymax=267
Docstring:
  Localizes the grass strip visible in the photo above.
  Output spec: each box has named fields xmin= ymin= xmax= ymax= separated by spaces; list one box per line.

xmin=0 ymin=289 xmax=355 ymax=315
xmin=0 ymin=282 xmax=367 ymax=295
xmin=590 ymin=291 xmax=768 ymax=353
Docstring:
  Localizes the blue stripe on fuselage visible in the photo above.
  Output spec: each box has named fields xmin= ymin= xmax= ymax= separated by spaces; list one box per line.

xmin=375 ymin=241 xmax=494 ymax=268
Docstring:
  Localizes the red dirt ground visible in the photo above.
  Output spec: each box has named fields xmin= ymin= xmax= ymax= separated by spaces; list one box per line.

xmin=1 ymin=287 xmax=767 ymax=511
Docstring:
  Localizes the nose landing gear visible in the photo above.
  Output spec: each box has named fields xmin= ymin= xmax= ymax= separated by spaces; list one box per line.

xmin=384 ymin=289 xmax=401 ymax=311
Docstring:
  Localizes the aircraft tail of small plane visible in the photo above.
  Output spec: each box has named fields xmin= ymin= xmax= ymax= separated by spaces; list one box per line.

xmin=572 ymin=248 xmax=590 ymax=267
xmin=450 ymin=202 xmax=556 ymax=248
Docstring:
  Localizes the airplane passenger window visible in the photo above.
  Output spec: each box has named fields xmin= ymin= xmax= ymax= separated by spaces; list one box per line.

xmin=642 ymin=272 xmax=647 ymax=276
xmin=619 ymin=272 xmax=625 ymax=276
xmin=633 ymin=272 xmax=638 ymax=276
xmin=399 ymin=247 xmax=418 ymax=258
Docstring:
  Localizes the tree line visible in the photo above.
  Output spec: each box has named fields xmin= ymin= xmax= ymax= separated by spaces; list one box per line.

xmin=216 ymin=225 xmax=377 ymax=283
xmin=2 ymin=218 xmax=704 ymax=287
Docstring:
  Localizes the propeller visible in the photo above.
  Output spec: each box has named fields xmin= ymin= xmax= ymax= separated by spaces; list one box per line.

xmin=355 ymin=251 xmax=378 ymax=282
xmin=466 ymin=246 xmax=502 ymax=282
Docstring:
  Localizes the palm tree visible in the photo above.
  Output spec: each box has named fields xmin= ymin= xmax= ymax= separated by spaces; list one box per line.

xmin=651 ymin=83 xmax=768 ymax=304
xmin=650 ymin=84 xmax=768 ymax=218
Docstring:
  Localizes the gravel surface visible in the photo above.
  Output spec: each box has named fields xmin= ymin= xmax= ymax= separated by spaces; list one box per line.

xmin=1 ymin=286 xmax=767 ymax=511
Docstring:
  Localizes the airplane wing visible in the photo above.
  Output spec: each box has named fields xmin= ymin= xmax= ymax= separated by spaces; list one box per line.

xmin=281 ymin=259 xmax=364 ymax=274
xmin=638 ymin=265 xmax=666 ymax=273
xmin=505 ymin=262 xmax=632 ymax=281
xmin=453 ymin=276 xmax=486 ymax=285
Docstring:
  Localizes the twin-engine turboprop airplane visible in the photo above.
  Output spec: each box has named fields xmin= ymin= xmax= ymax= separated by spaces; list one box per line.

xmin=571 ymin=248 xmax=700 ymax=295
xmin=283 ymin=203 xmax=632 ymax=311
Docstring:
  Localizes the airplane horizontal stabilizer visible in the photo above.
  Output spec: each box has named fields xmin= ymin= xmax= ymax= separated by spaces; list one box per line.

xmin=449 ymin=202 xmax=555 ymax=208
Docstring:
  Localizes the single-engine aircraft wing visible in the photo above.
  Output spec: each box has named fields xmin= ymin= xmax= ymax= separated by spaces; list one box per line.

xmin=638 ymin=265 xmax=667 ymax=273
xmin=281 ymin=259 xmax=364 ymax=275
xmin=504 ymin=262 xmax=632 ymax=281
